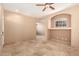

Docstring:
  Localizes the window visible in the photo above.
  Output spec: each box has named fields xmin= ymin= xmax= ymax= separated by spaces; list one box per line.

xmin=54 ymin=18 xmax=68 ymax=27
xmin=56 ymin=20 xmax=67 ymax=27
xmin=50 ymin=14 xmax=71 ymax=29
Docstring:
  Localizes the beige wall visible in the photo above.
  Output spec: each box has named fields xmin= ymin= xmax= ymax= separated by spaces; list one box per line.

xmin=43 ymin=5 xmax=79 ymax=48
xmin=0 ymin=6 xmax=2 ymax=48
xmin=0 ymin=6 xmax=4 ymax=49
xmin=4 ymin=10 xmax=36 ymax=45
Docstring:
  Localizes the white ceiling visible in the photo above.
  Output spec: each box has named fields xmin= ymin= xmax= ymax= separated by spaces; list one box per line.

xmin=2 ymin=3 xmax=77 ymax=18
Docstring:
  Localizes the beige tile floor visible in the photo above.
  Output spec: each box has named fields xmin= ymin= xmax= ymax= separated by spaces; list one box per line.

xmin=0 ymin=39 xmax=79 ymax=56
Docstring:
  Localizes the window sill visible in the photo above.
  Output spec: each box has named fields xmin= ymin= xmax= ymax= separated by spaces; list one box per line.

xmin=48 ymin=27 xmax=71 ymax=30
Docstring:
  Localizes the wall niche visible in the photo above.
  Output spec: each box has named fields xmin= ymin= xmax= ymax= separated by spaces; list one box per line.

xmin=48 ymin=14 xmax=71 ymax=45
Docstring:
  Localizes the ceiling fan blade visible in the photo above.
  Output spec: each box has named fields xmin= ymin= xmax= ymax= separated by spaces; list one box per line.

xmin=42 ymin=7 xmax=46 ymax=11
xmin=49 ymin=6 xmax=55 ymax=10
xmin=45 ymin=3 xmax=54 ymax=5
xmin=36 ymin=4 xmax=45 ymax=6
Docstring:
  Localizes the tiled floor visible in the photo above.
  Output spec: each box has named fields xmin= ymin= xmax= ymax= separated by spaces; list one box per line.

xmin=0 ymin=39 xmax=79 ymax=56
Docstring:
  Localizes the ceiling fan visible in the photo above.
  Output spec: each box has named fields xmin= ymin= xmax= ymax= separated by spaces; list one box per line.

xmin=36 ymin=3 xmax=55 ymax=11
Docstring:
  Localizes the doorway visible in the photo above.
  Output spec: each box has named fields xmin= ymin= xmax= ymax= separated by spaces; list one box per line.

xmin=36 ymin=20 xmax=45 ymax=41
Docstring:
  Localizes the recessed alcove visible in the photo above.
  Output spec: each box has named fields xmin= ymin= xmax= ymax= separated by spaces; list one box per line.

xmin=48 ymin=14 xmax=71 ymax=45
